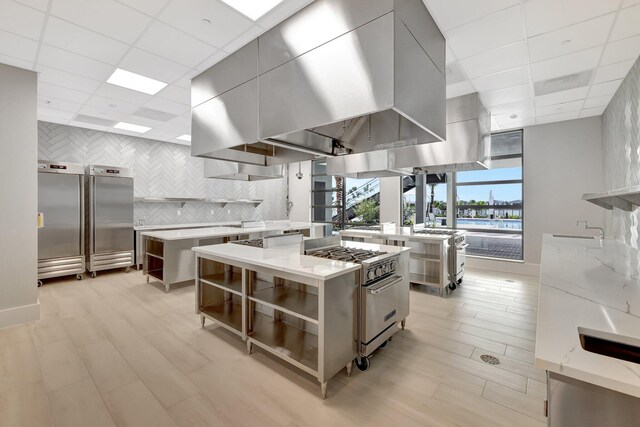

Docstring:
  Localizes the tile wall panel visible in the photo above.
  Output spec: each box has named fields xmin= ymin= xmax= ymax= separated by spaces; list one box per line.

xmin=602 ymin=57 xmax=640 ymax=248
xmin=38 ymin=122 xmax=288 ymax=225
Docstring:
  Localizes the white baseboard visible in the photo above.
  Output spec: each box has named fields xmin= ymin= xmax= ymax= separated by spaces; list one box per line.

xmin=0 ymin=301 xmax=40 ymax=329
xmin=466 ymin=256 xmax=540 ymax=278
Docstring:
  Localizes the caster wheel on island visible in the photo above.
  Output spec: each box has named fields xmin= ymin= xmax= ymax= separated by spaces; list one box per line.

xmin=355 ymin=357 xmax=370 ymax=371
xmin=76 ymin=274 xmax=83 ymax=281
xmin=378 ymin=339 xmax=388 ymax=350
xmin=448 ymin=282 xmax=457 ymax=291
xmin=125 ymin=267 xmax=131 ymax=273
xmin=457 ymin=278 xmax=463 ymax=285
xmin=91 ymin=271 xmax=97 ymax=278
xmin=37 ymin=280 xmax=43 ymax=287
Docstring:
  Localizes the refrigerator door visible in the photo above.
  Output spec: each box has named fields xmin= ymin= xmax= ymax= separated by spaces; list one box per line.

xmin=93 ymin=176 xmax=133 ymax=253
xmin=38 ymin=173 xmax=82 ymax=260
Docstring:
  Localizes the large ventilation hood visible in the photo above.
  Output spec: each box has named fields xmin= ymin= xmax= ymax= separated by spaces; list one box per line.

xmin=204 ymin=159 xmax=284 ymax=181
xmin=191 ymin=0 xmax=446 ymax=166
xmin=326 ymin=93 xmax=491 ymax=177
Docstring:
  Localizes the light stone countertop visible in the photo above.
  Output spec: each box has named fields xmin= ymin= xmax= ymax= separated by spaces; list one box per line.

xmin=340 ymin=227 xmax=451 ymax=241
xmin=141 ymin=222 xmax=320 ymax=241
xmin=134 ymin=221 xmax=241 ymax=231
xmin=536 ymin=234 xmax=640 ymax=397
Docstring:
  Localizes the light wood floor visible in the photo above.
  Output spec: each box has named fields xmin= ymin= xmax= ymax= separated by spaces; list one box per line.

xmin=0 ymin=268 xmax=546 ymax=427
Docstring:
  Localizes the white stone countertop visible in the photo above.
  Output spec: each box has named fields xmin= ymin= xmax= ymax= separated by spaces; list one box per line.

xmin=536 ymin=234 xmax=640 ymax=397
xmin=134 ymin=221 xmax=241 ymax=231
xmin=340 ymin=227 xmax=451 ymax=241
xmin=141 ymin=222 xmax=320 ymax=241
xmin=192 ymin=240 xmax=410 ymax=281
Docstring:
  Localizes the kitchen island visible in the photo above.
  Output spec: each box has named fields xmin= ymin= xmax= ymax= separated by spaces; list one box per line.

xmin=142 ymin=222 xmax=324 ymax=292
xmin=192 ymin=239 xmax=410 ymax=398
xmin=536 ymin=234 xmax=640 ymax=425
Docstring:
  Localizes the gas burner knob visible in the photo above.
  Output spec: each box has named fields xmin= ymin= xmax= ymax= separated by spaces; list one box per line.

xmin=382 ymin=264 xmax=389 ymax=274
xmin=389 ymin=261 xmax=396 ymax=271
xmin=375 ymin=266 xmax=382 ymax=277
xmin=367 ymin=270 xmax=376 ymax=280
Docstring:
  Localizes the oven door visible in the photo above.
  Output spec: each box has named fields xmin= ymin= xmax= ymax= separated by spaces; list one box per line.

xmin=361 ymin=274 xmax=403 ymax=344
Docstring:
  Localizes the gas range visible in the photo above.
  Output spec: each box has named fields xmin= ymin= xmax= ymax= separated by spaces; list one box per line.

xmin=305 ymin=246 xmax=387 ymax=263
xmin=231 ymin=238 xmax=263 ymax=248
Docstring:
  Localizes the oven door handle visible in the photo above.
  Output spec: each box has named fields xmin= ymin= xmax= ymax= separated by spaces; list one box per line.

xmin=456 ymin=243 xmax=469 ymax=250
xmin=368 ymin=275 xmax=404 ymax=295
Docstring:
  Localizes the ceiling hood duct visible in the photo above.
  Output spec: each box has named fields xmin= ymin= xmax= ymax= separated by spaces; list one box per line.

xmin=326 ymin=93 xmax=492 ymax=177
xmin=204 ymin=159 xmax=284 ymax=181
xmin=191 ymin=0 xmax=446 ymax=166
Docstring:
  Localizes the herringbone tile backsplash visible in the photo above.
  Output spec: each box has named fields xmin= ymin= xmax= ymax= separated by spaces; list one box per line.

xmin=38 ymin=122 xmax=288 ymax=225
xmin=602 ymin=56 xmax=640 ymax=248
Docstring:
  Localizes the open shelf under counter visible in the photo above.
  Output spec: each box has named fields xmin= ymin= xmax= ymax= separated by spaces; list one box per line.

xmin=248 ymin=311 xmax=318 ymax=376
xmin=201 ymin=299 xmax=243 ymax=336
xmin=201 ymin=272 xmax=243 ymax=296
xmin=410 ymin=272 xmax=440 ymax=287
xmin=250 ymin=287 xmax=318 ymax=324
xmin=146 ymin=252 xmax=164 ymax=261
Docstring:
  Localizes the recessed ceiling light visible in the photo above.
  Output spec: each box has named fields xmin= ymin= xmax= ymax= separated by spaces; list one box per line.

xmin=510 ymin=114 xmax=518 ymax=119
xmin=561 ymin=39 xmax=571 ymax=46
xmin=107 ymin=68 xmax=167 ymax=95
xmin=114 ymin=121 xmax=151 ymax=133
xmin=177 ymin=134 xmax=191 ymax=142
xmin=221 ymin=0 xmax=284 ymax=20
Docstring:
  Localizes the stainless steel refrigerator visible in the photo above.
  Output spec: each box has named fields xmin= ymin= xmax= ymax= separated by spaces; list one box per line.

xmin=86 ymin=165 xmax=134 ymax=277
xmin=37 ymin=160 xmax=85 ymax=285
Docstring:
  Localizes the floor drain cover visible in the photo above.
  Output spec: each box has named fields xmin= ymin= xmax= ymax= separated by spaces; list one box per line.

xmin=480 ymin=354 xmax=500 ymax=365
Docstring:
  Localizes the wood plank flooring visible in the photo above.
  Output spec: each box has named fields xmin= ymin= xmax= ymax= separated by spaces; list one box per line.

xmin=0 ymin=268 xmax=546 ymax=427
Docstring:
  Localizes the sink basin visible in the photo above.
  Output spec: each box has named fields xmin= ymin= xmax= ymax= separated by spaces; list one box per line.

xmin=579 ymin=327 xmax=640 ymax=364
xmin=553 ymin=234 xmax=597 ymax=239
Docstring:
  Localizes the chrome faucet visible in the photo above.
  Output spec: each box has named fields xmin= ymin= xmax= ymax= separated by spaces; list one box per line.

xmin=576 ymin=220 xmax=604 ymax=239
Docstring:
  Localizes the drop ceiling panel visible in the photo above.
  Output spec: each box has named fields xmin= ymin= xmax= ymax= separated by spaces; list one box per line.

xmin=0 ymin=53 xmax=33 ymax=69
xmin=423 ymin=0 xmax=519 ymax=32
xmin=143 ymin=97 xmax=190 ymax=115
xmin=38 ymin=82 xmax=92 ymax=104
xmin=156 ymin=85 xmax=191 ymax=106
xmin=85 ymin=95 xmax=140 ymax=115
xmin=50 ymin=0 xmax=151 ymax=43
xmin=94 ymin=82 xmax=153 ymax=105
xmin=588 ymin=79 xmax=623 ymax=97
xmin=0 ymin=30 xmax=38 ymax=61
xmin=530 ymin=46 xmax=602 ymax=82
xmin=524 ymin=0 xmax=619 ymax=37
xmin=584 ymin=95 xmax=613 ymax=108
xmin=536 ymin=110 xmax=581 ymax=125
xmin=44 ymin=17 xmax=129 ymax=64
xmin=487 ymin=99 xmax=535 ymax=116
xmin=136 ymin=21 xmax=216 ymax=68
xmin=536 ymin=100 xmax=584 ymax=116
xmin=481 ymin=84 xmax=531 ymax=107
xmin=458 ymin=41 xmax=529 ymax=79
xmin=159 ymin=0 xmax=253 ymax=48
xmin=623 ymin=0 xmax=640 ymax=6
xmin=592 ymin=60 xmax=636 ymax=84
xmin=472 ymin=66 xmax=530 ymax=92
xmin=38 ymin=66 xmax=102 ymax=94
xmin=194 ymin=50 xmax=230 ymax=72
xmin=78 ymin=105 xmax=128 ymax=122
xmin=445 ymin=5 xmax=524 ymax=59
xmin=222 ymin=25 xmax=265 ymax=53
xmin=601 ymin=35 xmax=640 ymax=65
xmin=580 ymin=106 xmax=606 ymax=117
xmin=257 ymin=0 xmax=314 ymax=30
xmin=527 ymin=14 xmax=615 ymax=63
xmin=38 ymin=107 xmax=77 ymax=121
xmin=38 ymin=96 xmax=83 ymax=113
xmin=534 ymin=87 xmax=589 ymax=107
xmin=13 ymin=0 xmax=48 ymax=11
xmin=120 ymin=114 xmax=164 ymax=128
xmin=119 ymin=48 xmax=190 ymax=84
xmin=609 ymin=4 xmax=640 ymax=41
xmin=37 ymin=45 xmax=115 ymax=81
xmin=0 ymin=0 xmax=45 ymax=40
xmin=446 ymin=80 xmax=476 ymax=98
xmin=116 ymin=0 xmax=170 ymax=16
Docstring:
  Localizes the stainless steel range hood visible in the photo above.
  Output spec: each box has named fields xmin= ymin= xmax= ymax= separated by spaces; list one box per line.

xmin=191 ymin=0 xmax=446 ymax=166
xmin=326 ymin=93 xmax=491 ymax=177
xmin=204 ymin=159 xmax=284 ymax=181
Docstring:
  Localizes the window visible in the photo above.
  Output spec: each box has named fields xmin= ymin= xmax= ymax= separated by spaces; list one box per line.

xmin=402 ymin=175 xmax=449 ymax=227
xmin=311 ymin=160 xmax=380 ymax=232
xmin=455 ymin=130 xmax=524 ymax=260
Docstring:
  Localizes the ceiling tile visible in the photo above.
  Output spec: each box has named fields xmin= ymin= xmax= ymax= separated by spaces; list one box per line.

xmin=530 ymin=46 xmax=602 ymax=82
xmin=37 ymin=45 xmax=115 ymax=81
xmin=43 ymin=17 xmax=129 ymax=64
xmin=524 ymin=0 xmax=619 ymax=37
xmin=624 ymin=0 xmax=640 ymax=6
xmin=50 ymin=0 xmax=151 ymax=43
xmin=0 ymin=0 xmax=45 ymax=40
xmin=580 ymin=106 xmax=606 ymax=117
xmin=0 ymin=30 xmax=38 ymax=61
xmin=527 ymin=14 xmax=615 ymax=63
xmin=423 ymin=0 xmax=519 ymax=32
xmin=38 ymin=82 xmax=92 ymax=104
xmin=119 ymin=48 xmax=190 ymax=84
xmin=157 ymin=84 xmax=191 ymax=105
xmin=458 ymin=41 xmax=528 ymax=79
xmin=38 ymin=96 xmax=83 ymax=113
xmin=446 ymin=80 xmax=475 ymax=99
xmin=120 ymin=114 xmax=163 ymax=128
xmin=492 ymin=113 xmax=535 ymax=131
xmin=78 ymin=105 xmax=128 ymax=121
xmin=472 ymin=66 xmax=530 ymax=92
xmin=38 ymin=107 xmax=77 ymax=121
xmin=165 ymin=111 xmax=191 ymax=128
xmin=85 ymin=95 xmax=140 ymax=115
xmin=136 ymin=21 xmax=217 ymax=68
xmin=159 ymin=0 xmax=253 ymax=48
xmin=601 ymin=35 xmax=640 ymax=65
xmin=116 ymin=0 xmax=171 ymax=16
xmin=534 ymin=87 xmax=589 ymax=107
xmin=480 ymin=84 xmax=531 ymax=107
xmin=610 ymin=4 xmax=640 ymax=41
xmin=94 ymin=82 xmax=153 ymax=104
xmin=37 ymin=66 xmax=102 ymax=94
xmin=194 ymin=50 xmax=229 ymax=72
xmin=144 ymin=96 xmax=190 ymax=114
xmin=536 ymin=110 xmax=581 ymax=125
xmin=486 ymin=99 xmax=534 ymax=116
xmin=257 ymin=0 xmax=314 ymax=30
xmin=446 ymin=5 xmax=524 ymax=59
xmin=588 ymin=79 xmax=623 ymax=97
xmin=0 ymin=53 xmax=34 ymax=70
xmin=536 ymin=100 xmax=584 ymax=116
xmin=592 ymin=60 xmax=635 ymax=84
xmin=584 ymin=95 xmax=612 ymax=108
xmin=222 ymin=25 xmax=264 ymax=53
xmin=13 ymin=0 xmax=48 ymax=11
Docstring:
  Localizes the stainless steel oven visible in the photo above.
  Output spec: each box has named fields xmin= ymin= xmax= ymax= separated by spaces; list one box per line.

xmin=360 ymin=273 xmax=403 ymax=350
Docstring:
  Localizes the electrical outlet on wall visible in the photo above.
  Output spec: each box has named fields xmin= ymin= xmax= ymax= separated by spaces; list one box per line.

xmin=177 ymin=209 xmax=181 ymax=216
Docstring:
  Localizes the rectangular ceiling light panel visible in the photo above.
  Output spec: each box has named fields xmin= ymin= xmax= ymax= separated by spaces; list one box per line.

xmin=114 ymin=121 xmax=152 ymax=133
xmin=107 ymin=68 xmax=168 ymax=95
xmin=221 ymin=0 xmax=284 ymax=20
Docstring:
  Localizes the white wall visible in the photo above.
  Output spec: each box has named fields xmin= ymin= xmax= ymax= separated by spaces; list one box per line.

xmin=288 ymin=161 xmax=312 ymax=222
xmin=0 ymin=64 xmax=39 ymax=327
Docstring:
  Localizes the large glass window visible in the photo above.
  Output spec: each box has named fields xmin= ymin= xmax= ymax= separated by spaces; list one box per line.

xmin=403 ymin=175 xmax=449 ymax=227
xmin=455 ymin=130 xmax=524 ymax=260
xmin=311 ymin=160 xmax=380 ymax=231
